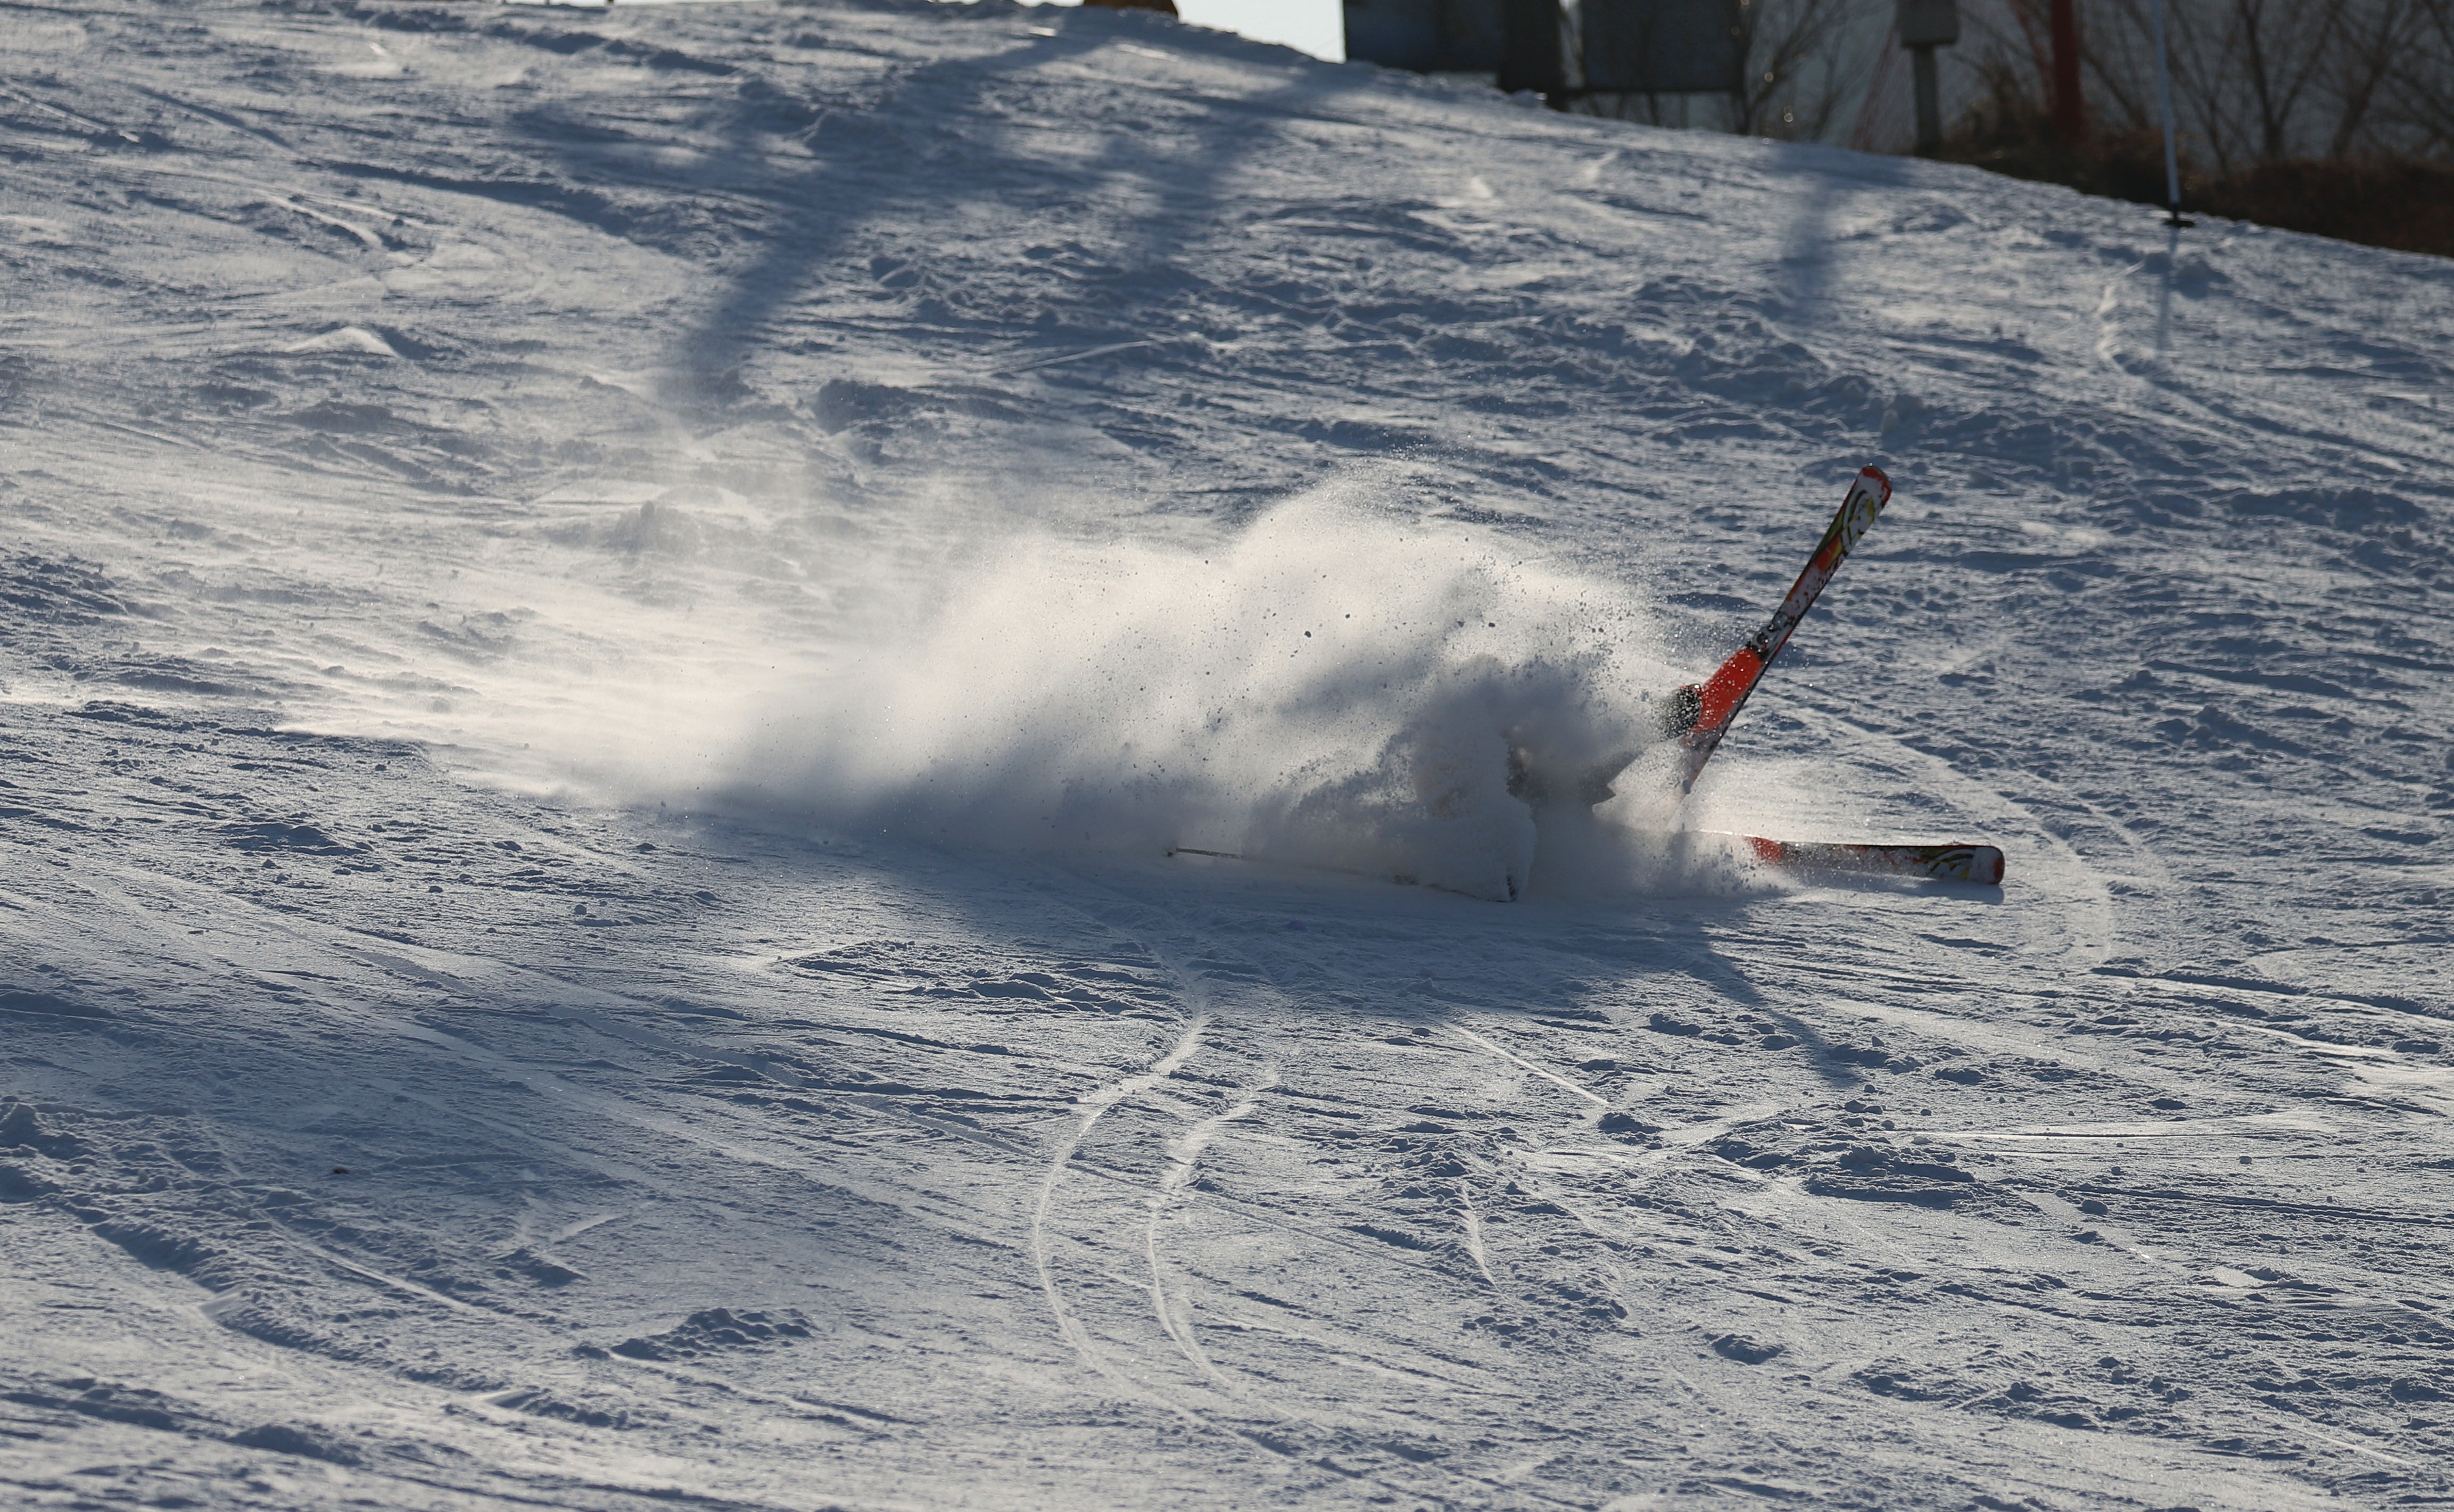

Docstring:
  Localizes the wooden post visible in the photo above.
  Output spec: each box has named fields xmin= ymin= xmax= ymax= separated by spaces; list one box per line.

xmin=2048 ymin=0 xmax=2085 ymax=145
xmin=1498 ymin=0 xmax=1564 ymax=101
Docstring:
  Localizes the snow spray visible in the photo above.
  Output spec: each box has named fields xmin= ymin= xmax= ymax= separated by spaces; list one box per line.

xmin=723 ymin=474 xmax=1757 ymax=900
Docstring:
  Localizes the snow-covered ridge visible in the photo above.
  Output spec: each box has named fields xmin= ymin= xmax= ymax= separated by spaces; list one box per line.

xmin=2 ymin=1 xmax=2450 ymax=1507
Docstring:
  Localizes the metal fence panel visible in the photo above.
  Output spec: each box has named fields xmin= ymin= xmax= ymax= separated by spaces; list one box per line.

xmin=1342 ymin=0 xmax=1506 ymax=73
xmin=1580 ymin=0 xmax=1746 ymax=94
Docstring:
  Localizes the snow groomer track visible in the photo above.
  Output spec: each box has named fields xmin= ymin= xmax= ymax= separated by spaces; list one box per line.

xmin=2 ymin=1 xmax=2452 ymax=1508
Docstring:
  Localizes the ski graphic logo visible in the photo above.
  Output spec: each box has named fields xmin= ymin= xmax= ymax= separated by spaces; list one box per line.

xmin=1835 ymin=474 xmax=1884 ymax=555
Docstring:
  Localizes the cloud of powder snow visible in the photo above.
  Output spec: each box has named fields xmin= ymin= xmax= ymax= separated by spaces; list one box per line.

xmin=718 ymin=474 xmax=1759 ymax=900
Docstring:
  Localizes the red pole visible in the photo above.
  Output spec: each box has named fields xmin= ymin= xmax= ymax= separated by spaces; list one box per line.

xmin=2048 ymin=0 xmax=2085 ymax=145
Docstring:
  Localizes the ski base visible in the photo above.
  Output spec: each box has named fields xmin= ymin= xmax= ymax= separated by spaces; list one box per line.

xmin=1167 ymin=835 xmax=2005 ymax=893
xmin=1723 ymin=834 xmax=2005 ymax=886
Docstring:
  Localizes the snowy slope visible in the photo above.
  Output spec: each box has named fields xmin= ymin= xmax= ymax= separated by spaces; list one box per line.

xmin=3 ymin=2 xmax=2453 ymax=1508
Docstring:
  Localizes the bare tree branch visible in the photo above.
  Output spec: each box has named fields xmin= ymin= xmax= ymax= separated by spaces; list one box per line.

xmin=2324 ymin=0 xmax=2415 ymax=158
xmin=2392 ymin=0 xmax=2454 ymax=153
xmin=1734 ymin=0 xmax=1879 ymax=137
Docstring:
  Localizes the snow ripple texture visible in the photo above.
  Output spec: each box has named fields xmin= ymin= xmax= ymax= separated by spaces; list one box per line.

xmin=0 ymin=1 xmax=2450 ymax=1509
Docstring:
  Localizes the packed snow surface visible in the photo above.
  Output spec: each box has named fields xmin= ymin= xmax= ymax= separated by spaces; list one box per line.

xmin=4 ymin=1 xmax=2453 ymax=1508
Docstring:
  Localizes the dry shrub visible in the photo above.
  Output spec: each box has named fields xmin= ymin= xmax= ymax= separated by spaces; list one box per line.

xmin=1939 ymin=1 xmax=2454 ymax=259
xmin=1946 ymin=111 xmax=2454 ymax=259
xmin=2196 ymin=157 xmax=2454 ymax=257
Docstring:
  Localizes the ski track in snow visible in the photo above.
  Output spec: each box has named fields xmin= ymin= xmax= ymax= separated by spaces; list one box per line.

xmin=1030 ymin=1013 xmax=1210 ymax=1417
xmin=3 ymin=0 xmax=2452 ymax=1508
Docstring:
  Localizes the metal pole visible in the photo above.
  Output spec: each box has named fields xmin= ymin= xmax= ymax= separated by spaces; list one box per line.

xmin=1912 ymin=44 xmax=1941 ymax=156
xmin=1896 ymin=1 xmax=1959 ymax=157
xmin=2153 ymin=0 xmax=2187 ymax=223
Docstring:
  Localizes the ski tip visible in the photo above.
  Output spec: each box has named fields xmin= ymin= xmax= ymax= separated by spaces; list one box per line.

xmin=1916 ymin=845 xmax=2005 ymax=886
xmin=1858 ymin=463 xmax=1892 ymax=501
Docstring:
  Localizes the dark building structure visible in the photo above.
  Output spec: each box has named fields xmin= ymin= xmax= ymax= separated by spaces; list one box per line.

xmin=1342 ymin=0 xmax=1744 ymax=98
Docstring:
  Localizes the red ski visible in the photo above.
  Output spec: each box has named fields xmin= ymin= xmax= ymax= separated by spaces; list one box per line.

xmin=1533 ymin=464 xmax=2007 ymax=888
xmin=1666 ymin=464 xmax=1893 ymax=794
xmin=1518 ymin=466 xmax=1895 ymax=809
